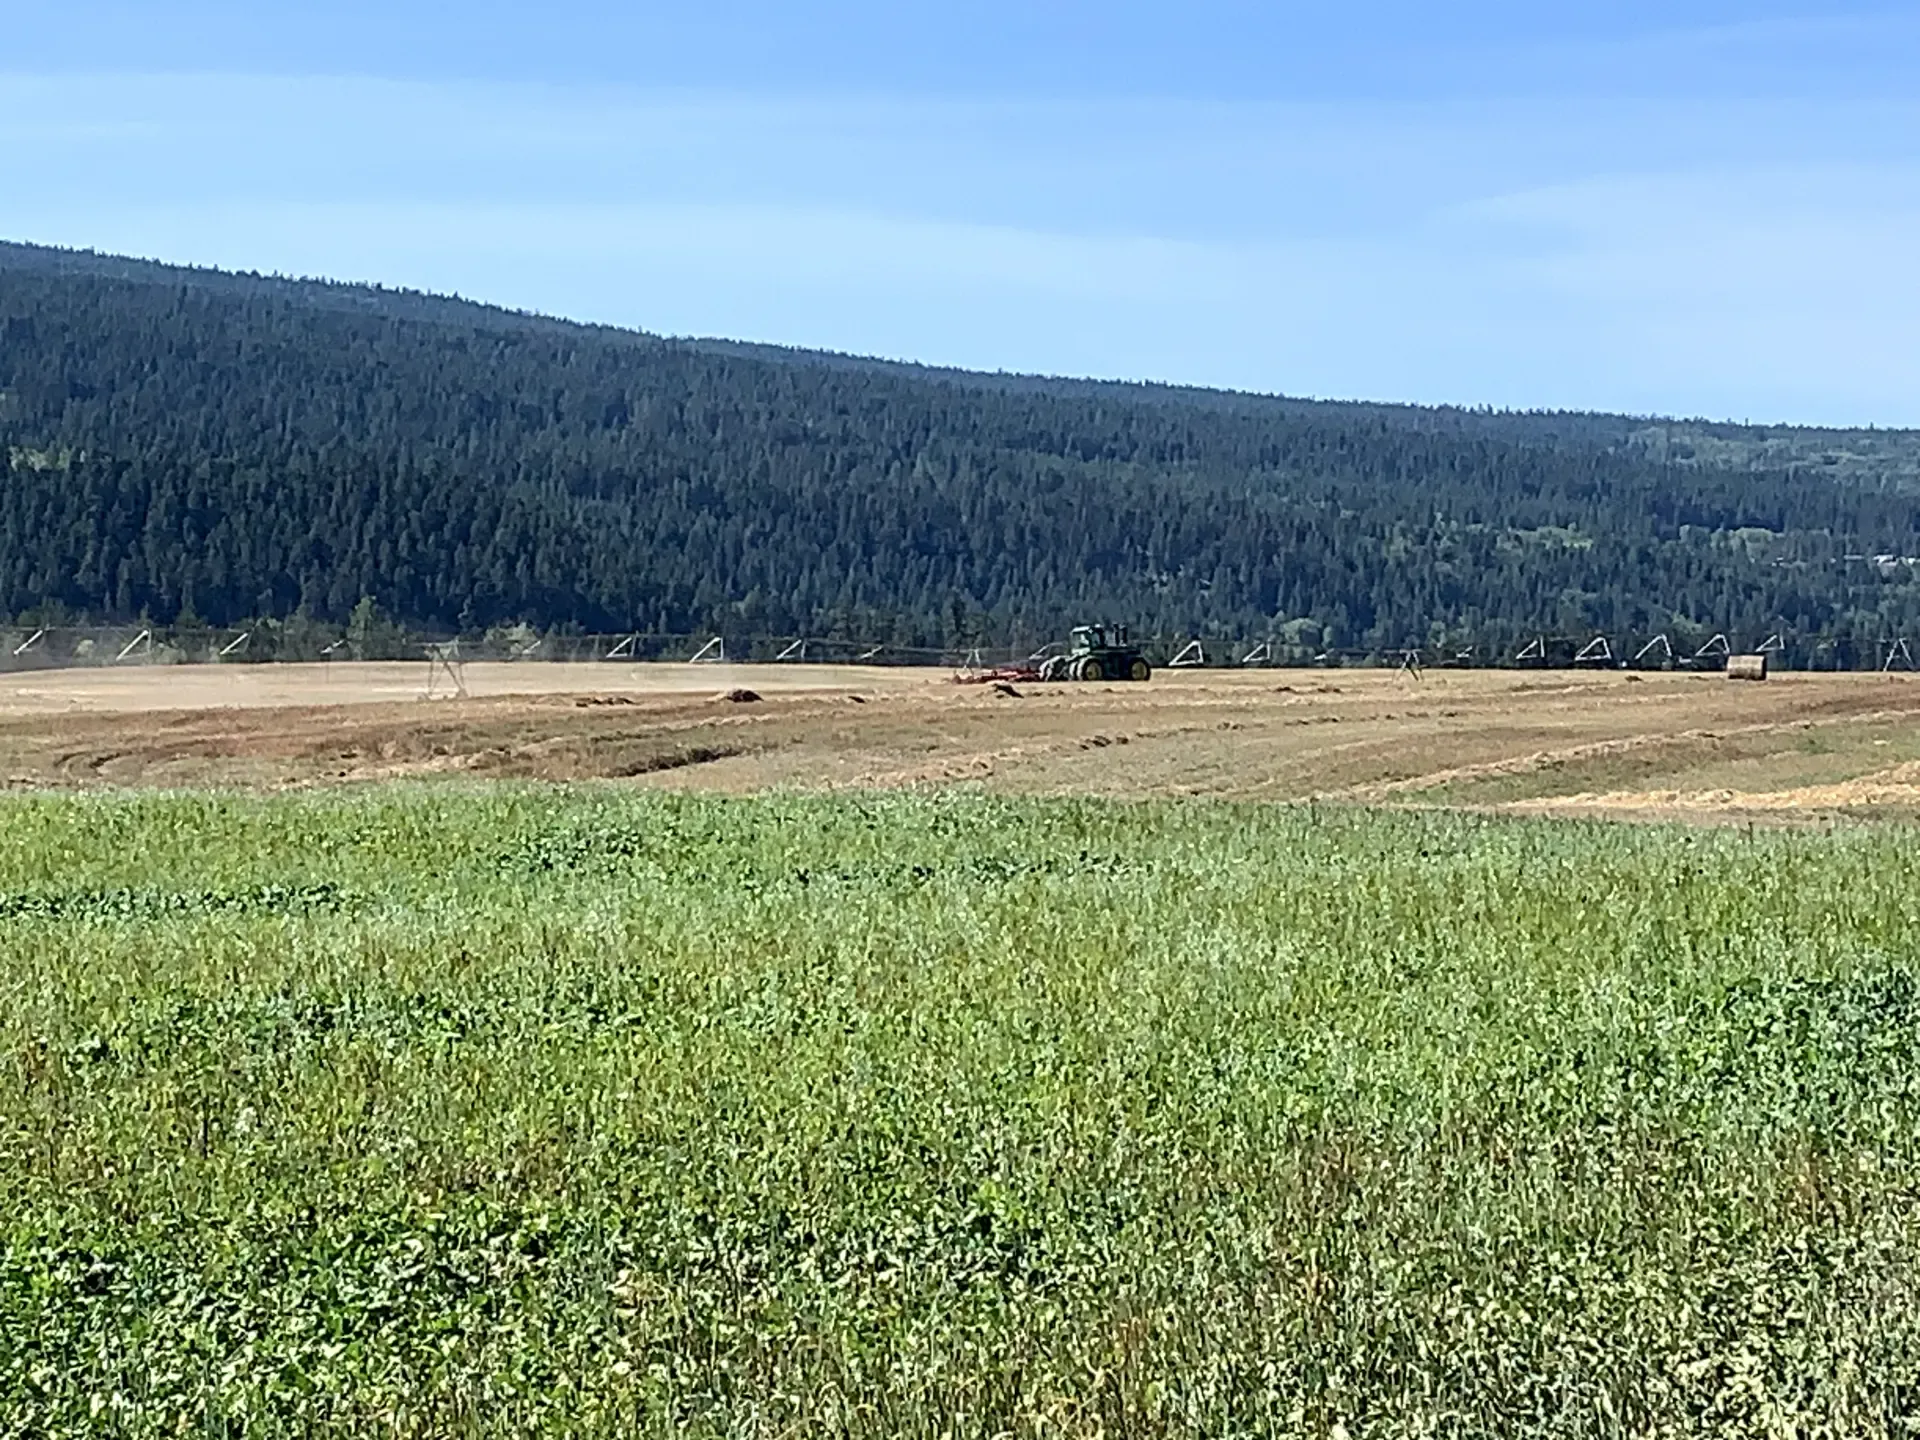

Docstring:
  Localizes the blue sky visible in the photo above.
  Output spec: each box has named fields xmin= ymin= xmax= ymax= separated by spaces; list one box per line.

xmin=4 ymin=2 xmax=1918 ymax=423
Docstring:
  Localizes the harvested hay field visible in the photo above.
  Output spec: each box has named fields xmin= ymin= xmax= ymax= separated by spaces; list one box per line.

xmin=3 ymin=662 xmax=1920 ymax=821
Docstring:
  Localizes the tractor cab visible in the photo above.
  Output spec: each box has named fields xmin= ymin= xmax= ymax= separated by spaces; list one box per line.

xmin=1041 ymin=624 xmax=1152 ymax=682
xmin=1071 ymin=624 xmax=1119 ymax=652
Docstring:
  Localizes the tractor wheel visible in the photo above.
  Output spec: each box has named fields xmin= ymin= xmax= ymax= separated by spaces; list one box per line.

xmin=1075 ymin=656 xmax=1104 ymax=682
xmin=1128 ymin=657 xmax=1151 ymax=682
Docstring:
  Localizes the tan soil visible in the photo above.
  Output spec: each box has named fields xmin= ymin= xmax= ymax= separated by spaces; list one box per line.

xmin=0 ymin=661 xmax=922 ymax=714
xmin=3 ymin=662 xmax=1918 ymax=823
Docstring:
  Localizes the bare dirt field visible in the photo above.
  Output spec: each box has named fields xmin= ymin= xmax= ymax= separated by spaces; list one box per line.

xmin=4 ymin=660 xmax=1920 ymax=822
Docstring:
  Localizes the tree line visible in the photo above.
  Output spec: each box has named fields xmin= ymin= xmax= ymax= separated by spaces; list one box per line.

xmin=2 ymin=240 xmax=1918 ymax=662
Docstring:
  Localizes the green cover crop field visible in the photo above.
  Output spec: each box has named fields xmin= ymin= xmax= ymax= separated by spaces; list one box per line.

xmin=3 ymin=789 xmax=1920 ymax=1435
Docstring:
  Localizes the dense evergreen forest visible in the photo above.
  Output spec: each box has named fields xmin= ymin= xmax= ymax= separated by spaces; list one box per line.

xmin=3 ymin=239 xmax=1918 ymax=664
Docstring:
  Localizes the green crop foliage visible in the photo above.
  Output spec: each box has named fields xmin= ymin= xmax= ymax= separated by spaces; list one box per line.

xmin=2 ymin=788 xmax=1919 ymax=1436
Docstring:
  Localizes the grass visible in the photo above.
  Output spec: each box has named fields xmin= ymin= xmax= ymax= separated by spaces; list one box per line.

xmin=3 ymin=788 xmax=1920 ymax=1435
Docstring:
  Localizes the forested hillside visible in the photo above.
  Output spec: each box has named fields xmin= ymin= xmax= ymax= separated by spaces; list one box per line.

xmin=3 ymin=240 xmax=1918 ymax=662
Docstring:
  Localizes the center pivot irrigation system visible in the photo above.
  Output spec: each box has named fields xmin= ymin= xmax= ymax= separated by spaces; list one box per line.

xmin=1458 ymin=630 xmax=1838 ymax=673
xmin=422 ymin=641 xmax=469 ymax=699
xmin=594 ymin=627 xmax=1918 ymax=675
xmin=5 ymin=624 xmax=1920 ymax=676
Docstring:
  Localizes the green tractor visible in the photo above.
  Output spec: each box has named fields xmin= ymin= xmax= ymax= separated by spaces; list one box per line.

xmin=1038 ymin=624 xmax=1152 ymax=683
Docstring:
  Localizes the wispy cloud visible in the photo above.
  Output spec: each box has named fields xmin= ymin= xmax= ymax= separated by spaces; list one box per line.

xmin=3 ymin=70 xmax=1917 ymax=423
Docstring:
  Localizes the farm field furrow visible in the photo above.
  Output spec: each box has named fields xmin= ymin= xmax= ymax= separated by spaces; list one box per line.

xmin=3 ymin=789 xmax=1919 ymax=1434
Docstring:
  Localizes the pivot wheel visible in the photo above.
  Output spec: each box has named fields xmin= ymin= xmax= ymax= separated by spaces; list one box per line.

xmin=1128 ymin=657 xmax=1151 ymax=682
xmin=1075 ymin=655 xmax=1105 ymax=682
